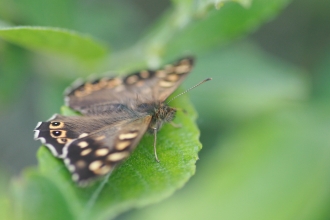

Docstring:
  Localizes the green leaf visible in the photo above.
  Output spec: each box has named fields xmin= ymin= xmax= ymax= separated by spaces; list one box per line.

xmin=313 ymin=50 xmax=330 ymax=100
xmin=186 ymin=41 xmax=308 ymax=121
xmin=13 ymin=0 xmax=75 ymax=28
xmin=112 ymin=0 xmax=291 ymax=68
xmin=0 ymin=26 xmax=108 ymax=62
xmin=0 ymin=171 xmax=12 ymax=220
xmin=12 ymin=92 xmax=201 ymax=220
xmin=164 ymin=0 xmax=291 ymax=58
xmin=0 ymin=44 xmax=29 ymax=107
xmin=124 ymin=104 xmax=330 ymax=220
xmin=196 ymin=0 xmax=252 ymax=13
xmin=10 ymin=170 xmax=74 ymax=220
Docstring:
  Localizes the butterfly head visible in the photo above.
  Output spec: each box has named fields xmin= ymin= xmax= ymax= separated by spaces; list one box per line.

xmin=148 ymin=102 xmax=176 ymax=132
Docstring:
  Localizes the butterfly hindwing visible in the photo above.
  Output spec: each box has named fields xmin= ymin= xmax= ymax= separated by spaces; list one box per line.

xmin=62 ymin=116 xmax=152 ymax=184
xmin=65 ymin=57 xmax=194 ymax=113
xmin=34 ymin=105 xmax=143 ymax=157
xmin=34 ymin=114 xmax=79 ymax=157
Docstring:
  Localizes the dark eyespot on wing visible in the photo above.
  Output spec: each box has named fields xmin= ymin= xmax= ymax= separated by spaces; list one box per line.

xmin=62 ymin=116 xmax=152 ymax=184
xmin=34 ymin=114 xmax=81 ymax=157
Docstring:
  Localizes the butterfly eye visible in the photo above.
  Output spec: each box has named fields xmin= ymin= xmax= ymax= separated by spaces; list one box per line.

xmin=51 ymin=122 xmax=60 ymax=126
xmin=52 ymin=131 xmax=62 ymax=136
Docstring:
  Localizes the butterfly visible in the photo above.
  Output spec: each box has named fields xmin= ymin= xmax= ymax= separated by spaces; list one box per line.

xmin=34 ymin=57 xmax=199 ymax=186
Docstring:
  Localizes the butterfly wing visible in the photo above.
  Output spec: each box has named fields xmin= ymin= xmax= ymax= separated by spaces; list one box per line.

xmin=34 ymin=104 xmax=141 ymax=157
xmin=35 ymin=57 xmax=195 ymax=185
xmin=65 ymin=57 xmax=194 ymax=114
xmin=62 ymin=115 xmax=151 ymax=184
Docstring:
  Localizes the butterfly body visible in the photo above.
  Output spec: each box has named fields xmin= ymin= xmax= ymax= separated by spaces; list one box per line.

xmin=34 ymin=57 xmax=194 ymax=185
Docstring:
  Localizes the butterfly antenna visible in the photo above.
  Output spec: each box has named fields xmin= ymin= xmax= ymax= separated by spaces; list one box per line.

xmin=167 ymin=78 xmax=212 ymax=104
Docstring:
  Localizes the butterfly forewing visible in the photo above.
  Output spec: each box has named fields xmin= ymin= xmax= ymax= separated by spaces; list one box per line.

xmin=62 ymin=116 xmax=152 ymax=184
xmin=65 ymin=57 xmax=194 ymax=113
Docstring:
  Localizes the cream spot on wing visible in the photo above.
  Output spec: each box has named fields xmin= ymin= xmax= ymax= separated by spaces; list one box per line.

xmin=93 ymin=165 xmax=112 ymax=175
xmin=84 ymin=83 xmax=95 ymax=92
xmin=74 ymin=90 xmax=90 ymax=97
xmin=72 ymin=173 xmax=79 ymax=181
xmin=156 ymin=70 xmax=166 ymax=78
xmin=81 ymin=148 xmax=92 ymax=156
xmin=95 ymin=135 xmax=106 ymax=141
xmin=107 ymin=152 xmax=129 ymax=162
xmin=91 ymin=82 xmax=104 ymax=91
xmin=89 ymin=160 xmax=103 ymax=171
xmin=95 ymin=148 xmax=109 ymax=156
xmin=116 ymin=141 xmax=131 ymax=150
xmin=140 ymin=70 xmax=150 ymax=78
xmin=126 ymin=75 xmax=139 ymax=84
xmin=79 ymin=133 xmax=88 ymax=138
xmin=64 ymin=158 xmax=70 ymax=165
xmin=96 ymin=78 xmax=108 ymax=89
xmin=159 ymin=80 xmax=174 ymax=88
xmin=119 ymin=132 xmax=138 ymax=140
xmin=107 ymin=78 xmax=122 ymax=88
xmin=76 ymin=160 xmax=87 ymax=169
xmin=78 ymin=141 xmax=89 ymax=148
xmin=165 ymin=74 xmax=179 ymax=82
xmin=68 ymin=165 xmax=75 ymax=172
xmin=175 ymin=64 xmax=190 ymax=74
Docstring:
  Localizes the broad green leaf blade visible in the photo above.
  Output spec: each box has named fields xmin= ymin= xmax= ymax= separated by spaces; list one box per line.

xmin=313 ymin=51 xmax=330 ymax=100
xmin=186 ymin=41 xmax=308 ymax=121
xmin=10 ymin=170 xmax=74 ymax=220
xmin=15 ymin=92 xmax=200 ymax=220
xmin=13 ymin=0 xmax=74 ymax=28
xmin=0 ymin=44 xmax=29 ymax=107
xmin=113 ymin=0 xmax=291 ymax=68
xmin=125 ymin=104 xmax=330 ymax=220
xmin=0 ymin=171 xmax=12 ymax=220
xmin=164 ymin=0 xmax=291 ymax=58
xmin=0 ymin=27 xmax=108 ymax=61
xmin=196 ymin=0 xmax=252 ymax=13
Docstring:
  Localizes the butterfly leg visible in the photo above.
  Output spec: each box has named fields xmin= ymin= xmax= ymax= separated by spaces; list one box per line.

xmin=153 ymin=128 xmax=160 ymax=163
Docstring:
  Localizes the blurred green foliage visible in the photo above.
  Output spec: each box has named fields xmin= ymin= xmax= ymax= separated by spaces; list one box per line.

xmin=0 ymin=0 xmax=329 ymax=219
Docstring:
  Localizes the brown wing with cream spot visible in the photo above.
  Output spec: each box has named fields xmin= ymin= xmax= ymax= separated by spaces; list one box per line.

xmin=65 ymin=57 xmax=195 ymax=114
xmin=62 ymin=115 xmax=152 ymax=185
xmin=34 ymin=105 xmax=138 ymax=157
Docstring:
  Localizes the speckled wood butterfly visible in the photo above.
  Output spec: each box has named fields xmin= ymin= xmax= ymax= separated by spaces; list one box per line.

xmin=34 ymin=57 xmax=209 ymax=185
